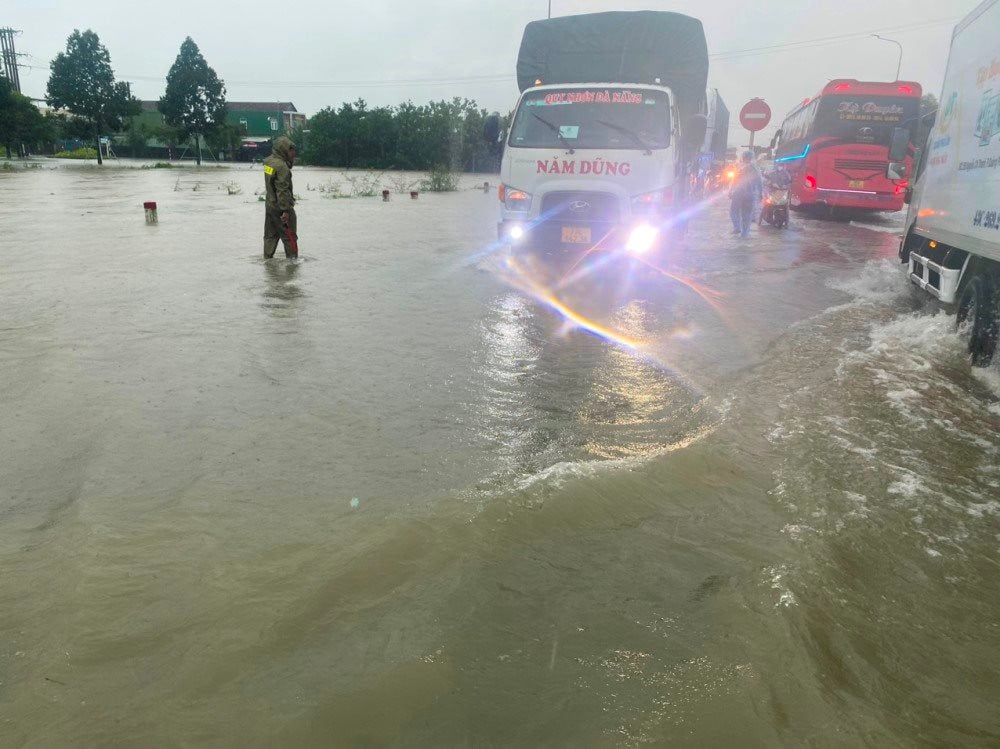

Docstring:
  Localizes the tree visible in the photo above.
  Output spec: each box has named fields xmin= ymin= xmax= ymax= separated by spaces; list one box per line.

xmin=1 ymin=76 xmax=52 ymax=157
xmin=158 ymin=37 xmax=226 ymax=165
xmin=46 ymin=30 xmax=137 ymax=165
xmin=203 ymin=122 xmax=243 ymax=160
xmin=300 ymin=96 xmax=502 ymax=173
xmin=124 ymin=119 xmax=150 ymax=158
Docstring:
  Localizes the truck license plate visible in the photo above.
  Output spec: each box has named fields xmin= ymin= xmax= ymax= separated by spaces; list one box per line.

xmin=561 ymin=226 xmax=591 ymax=244
xmin=849 ymin=180 xmax=865 ymax=188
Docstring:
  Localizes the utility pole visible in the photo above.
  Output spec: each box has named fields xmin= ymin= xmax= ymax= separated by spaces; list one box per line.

xmin=548 ymin=1 xmax=551 ymax=18
xmin=0 ymin=28 xmax=23 ymax=93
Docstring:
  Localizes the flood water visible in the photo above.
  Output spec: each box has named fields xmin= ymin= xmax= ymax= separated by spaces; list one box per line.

xmin=1 ymin=162 xmax=998 ymax=746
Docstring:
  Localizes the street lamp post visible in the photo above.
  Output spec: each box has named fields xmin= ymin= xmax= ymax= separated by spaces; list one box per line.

xmin=872 ymin=34 xmax=903 ymax=81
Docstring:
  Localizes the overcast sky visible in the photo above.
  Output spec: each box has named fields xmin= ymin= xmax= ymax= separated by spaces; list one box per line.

xmin=7 ymin=0 xmax=979 ymax=144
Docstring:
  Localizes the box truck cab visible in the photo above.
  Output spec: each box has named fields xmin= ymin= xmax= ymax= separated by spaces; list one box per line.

xmin=898 ymin=0 xmax=1000 ymax=365
xmin=491 ymin=11 xmax=709 ymax=255
xmin=498 ymin=83 xmax=690 ymax=253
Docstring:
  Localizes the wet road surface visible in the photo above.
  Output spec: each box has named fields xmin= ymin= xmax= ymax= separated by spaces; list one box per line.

xmin=1 ymin=162 xmax=998 ymax=746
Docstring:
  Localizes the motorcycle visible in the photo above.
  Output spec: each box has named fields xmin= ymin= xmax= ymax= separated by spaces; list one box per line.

xmin=760 ymin=183 xmax=790 ymax=228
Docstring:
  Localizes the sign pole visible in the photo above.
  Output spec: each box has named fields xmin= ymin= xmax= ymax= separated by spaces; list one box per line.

xmin=749 ymin=131 xmax=755 ymax=152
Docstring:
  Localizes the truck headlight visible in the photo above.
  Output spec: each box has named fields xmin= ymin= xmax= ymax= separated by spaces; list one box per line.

xmin=502 ymin=185 xmax=532 ymax=212
xmin=627 ymin=225 xmax=659 ymax=254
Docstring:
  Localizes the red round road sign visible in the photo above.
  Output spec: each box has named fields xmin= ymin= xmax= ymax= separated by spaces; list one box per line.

xmin=739 ymin=98 xmax=772 ymax=132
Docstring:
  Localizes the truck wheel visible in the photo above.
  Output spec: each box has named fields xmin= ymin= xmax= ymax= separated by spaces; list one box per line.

xmin=956 ymin=273 xmax=1000 ymax=366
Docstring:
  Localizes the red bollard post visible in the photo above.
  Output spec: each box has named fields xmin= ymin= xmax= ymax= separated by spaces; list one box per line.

xmin=143 ymin=201 xmax=158 ymax=225
xmin=382 ymin=190 xmax=390 ymax=201
xmin=410 ymin=191 xmax=419 ymax=199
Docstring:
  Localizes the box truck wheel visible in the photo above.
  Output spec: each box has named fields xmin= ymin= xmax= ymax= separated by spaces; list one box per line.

xmin=956 ymin=271 xmax=1000 ymax=367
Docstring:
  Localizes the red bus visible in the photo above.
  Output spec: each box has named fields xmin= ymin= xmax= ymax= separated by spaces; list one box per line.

xmin=773 ymin=79 xmax=922 ymax=213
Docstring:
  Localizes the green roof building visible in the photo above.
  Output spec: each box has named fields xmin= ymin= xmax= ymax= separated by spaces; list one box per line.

xmin=124 ymin=101 xmax=307 ymax=159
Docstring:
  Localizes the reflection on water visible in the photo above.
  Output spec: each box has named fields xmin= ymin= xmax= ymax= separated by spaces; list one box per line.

xmin=473 ymin=248 xmax=716 ymax=486
xmin=261 ymin=259 xmax=303 ymax=315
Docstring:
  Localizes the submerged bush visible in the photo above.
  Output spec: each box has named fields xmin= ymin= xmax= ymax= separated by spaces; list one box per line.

xmin=422 ymin=165 xmax=459 ymax=192
xmin=54 ymin=147 xmax=99 ymax=159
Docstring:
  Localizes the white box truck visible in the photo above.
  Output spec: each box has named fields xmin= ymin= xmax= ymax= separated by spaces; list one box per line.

xmin=900 ymin=0 xmax=1000 ymax=365
xmin=487 ymin=12 xmax=710 ymax=255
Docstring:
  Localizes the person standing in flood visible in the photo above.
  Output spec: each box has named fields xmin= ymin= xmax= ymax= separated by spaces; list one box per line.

xmin=729 ymin=150 xmax=762 ymax=238
xmin=263 ymin=136 xmax=298 ymax=259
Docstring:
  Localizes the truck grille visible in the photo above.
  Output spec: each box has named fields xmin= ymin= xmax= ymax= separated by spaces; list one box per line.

xmin=541 ymin=192 xmax=620 ymax=222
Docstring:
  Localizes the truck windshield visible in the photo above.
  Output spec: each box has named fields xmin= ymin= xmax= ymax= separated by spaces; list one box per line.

xmin=509 ymin=87 xmax=671 ymax=150
xmin=814 ymin=95 xmax=918 ymax=145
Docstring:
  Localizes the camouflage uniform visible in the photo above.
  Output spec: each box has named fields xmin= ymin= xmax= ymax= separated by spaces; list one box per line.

xmin=263 ymin=136 xmax=297 ymax=258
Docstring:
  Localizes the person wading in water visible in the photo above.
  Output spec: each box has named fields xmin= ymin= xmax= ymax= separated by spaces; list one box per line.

xmin=262 ymin=136 xmax=298 ymax=258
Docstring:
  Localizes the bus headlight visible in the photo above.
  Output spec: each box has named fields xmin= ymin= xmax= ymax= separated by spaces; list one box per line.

xmin=508 ymin=224 xmax=525 ymax=241
xmin=627 ymin=225 xmax=659 ymax=254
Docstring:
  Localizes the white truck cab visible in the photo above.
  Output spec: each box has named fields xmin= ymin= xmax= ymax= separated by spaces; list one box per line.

xmin=492 ymin=10 xmax=711 ymax=256
xmin=496 ymin=82 xmax=684 ymax=254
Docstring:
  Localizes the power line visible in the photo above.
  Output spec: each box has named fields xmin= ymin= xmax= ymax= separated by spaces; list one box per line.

xmin=17 ymin=15 xmax=959 ymax=92
xmin=709 ymin=16 xmax=957 ymax=61
xmin=20 ymin=63 xmax=514 ymax=89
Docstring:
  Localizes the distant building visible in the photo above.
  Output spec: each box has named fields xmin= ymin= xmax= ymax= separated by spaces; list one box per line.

xmin=122 ymin=100 xmax=307 ymax=160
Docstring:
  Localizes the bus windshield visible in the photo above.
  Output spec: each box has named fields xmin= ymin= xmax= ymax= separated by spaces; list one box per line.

xmin=509 ymin=87 xmax=671 ymax=150
xmin=813 ymin=95 xmax=918 ymax=145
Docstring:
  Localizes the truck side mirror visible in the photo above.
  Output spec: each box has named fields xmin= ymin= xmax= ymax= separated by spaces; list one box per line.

xmin=887 ymin=162 xmax=907 ymax=180
xmin=483 ymin=113 xmax=502 ymax=144
xmin=888 ymin=126 xmax=909 ymax=162
xmin=682 ymin=114 xmax=707 ymax=152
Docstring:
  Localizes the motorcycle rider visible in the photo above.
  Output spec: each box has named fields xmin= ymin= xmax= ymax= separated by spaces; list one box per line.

xmin=764 ymin=163 xmax=792 ymax=190
xmin=761 ymin=163 xmax=792 ymax=226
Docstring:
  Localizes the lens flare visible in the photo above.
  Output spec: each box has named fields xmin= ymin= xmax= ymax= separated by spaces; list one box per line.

xmin=633 ymin=258 xmax=728 ymax=315
xmin=627 ymin=225 xmax=659 ymax=254
xmin=504 ymin=257 xmax=644 ymax=348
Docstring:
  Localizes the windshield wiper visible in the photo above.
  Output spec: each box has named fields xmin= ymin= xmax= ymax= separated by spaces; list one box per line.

xmin=531 ymin=112 xmax=575 ymax=154
xmin=596 ymin=120 xmax=653 ymax=155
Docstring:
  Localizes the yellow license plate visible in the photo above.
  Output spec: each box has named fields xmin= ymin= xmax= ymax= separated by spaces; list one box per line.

xmin=849 ymin=180 xmax=865 ymax=188
xmin=561 ymin=226 xmax=592 ymax=244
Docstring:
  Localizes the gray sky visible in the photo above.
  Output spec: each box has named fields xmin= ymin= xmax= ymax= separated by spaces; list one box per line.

xmin=8 ymin=0 xmax=979 ymax=145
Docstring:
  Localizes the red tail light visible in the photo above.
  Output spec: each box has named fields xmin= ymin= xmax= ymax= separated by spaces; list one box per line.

xmin=498 ymin=183 xmax=506 ymax=203
xmin=894 ymin=180 xmax=909 ymax=195
xmin=634 ymin=188 xmax=673 ymax=205
xmin=805 ymin=175 xmax=816 ymax=190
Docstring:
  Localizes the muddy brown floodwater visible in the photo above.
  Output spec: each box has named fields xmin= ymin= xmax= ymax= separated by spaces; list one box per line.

xmin=1 ymin=162 xmax=998 ymax=746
